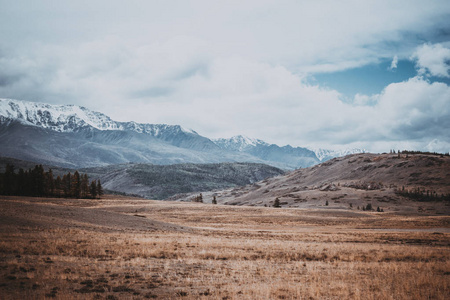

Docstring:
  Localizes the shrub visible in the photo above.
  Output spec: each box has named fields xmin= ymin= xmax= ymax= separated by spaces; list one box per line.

xmin=273 ymin=198 xmax=281 ymax=208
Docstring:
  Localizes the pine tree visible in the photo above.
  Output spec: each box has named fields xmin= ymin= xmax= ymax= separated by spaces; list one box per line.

xmin=96 ymin=180 xmax=103 ymax=198
xmin=16 ymin=168 xmax=26 ymax=196
xmin=63 ymin=173 xmax=72 ymax=197
xmin=273 ymin=197 xmax=281 ymax=208
xmin=71 ymin=171 xmax=81 ymax=198
xmin=81 ymin=174 xmax=89 ymax=198
xmin=32 ymin=165 xmax=45 ymax=196
xmin=55 ymin=176 xmax=62 ymax=197
xmin=4 ymin=164 xmax=16 ymax=195
xmin=45 ymin=169 xmax=55 ymax=196
xmin=90 ymin=180 xmax=97 ymax=199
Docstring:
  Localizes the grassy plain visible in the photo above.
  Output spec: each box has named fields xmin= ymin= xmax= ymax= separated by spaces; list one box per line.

xmin=0 ymin=195 xmax=449 ymax=299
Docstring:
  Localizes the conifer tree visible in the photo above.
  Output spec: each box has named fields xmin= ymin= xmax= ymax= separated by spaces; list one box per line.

xmin=16 ymin=168 xmax=26 ymax=195
xmin=46 ymin=169 xmax=55 ymax=196
xmin=81 ymin=174 xmax=89 ymax=198
xmin=273 ymin=197 xmax=281 ymax=208
xmin=72 ymin=171 xmax=81 ymax=198
xmin=96 ymin=180 xmax=103 ymax=198
xmin=55 ymin=176 xmax=62 ymax=197
xmin=63 ymin=173 xmax=72 ymax=197
xmin=90 ymin=180 xmax=97 ymax=199
xmin=32 ymin=165 xmax=45 ymax=196
xmin=4 ymin=164 xmax=16 ymax=195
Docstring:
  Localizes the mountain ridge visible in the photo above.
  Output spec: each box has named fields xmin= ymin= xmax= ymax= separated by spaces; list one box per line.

xmin=0 ymin=98 xmax=365 ymax=169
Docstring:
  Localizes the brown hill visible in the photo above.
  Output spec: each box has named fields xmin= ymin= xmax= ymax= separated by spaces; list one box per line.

xmin=190 ymin=153 xmax=450 ymax=214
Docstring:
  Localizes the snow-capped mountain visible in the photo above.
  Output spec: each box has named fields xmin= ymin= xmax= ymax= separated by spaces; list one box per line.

xmin=0 ymin=98 xmax=195 ymax=136
xmin=214 ymin=135 xmax=367 ymax=166
xmin=213 ymin=135 xmax=269 ymax=152
xmin=214 ymin=135 xmax=320 ymax=169
xmin=313 ymin=148 xmax=366 ymax=162
xmin=0 ymin=98 xmax=265 ymax=168
xmin=0 ymin=98 xmax=367 ymax=169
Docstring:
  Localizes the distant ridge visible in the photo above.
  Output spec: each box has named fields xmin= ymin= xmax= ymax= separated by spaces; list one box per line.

xmin=0 ymin=98 xmax=365 ymax=169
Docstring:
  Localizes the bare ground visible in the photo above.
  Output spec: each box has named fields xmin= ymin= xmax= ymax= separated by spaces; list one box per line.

xmin=0 ymin=195 xmax=449 ymax=299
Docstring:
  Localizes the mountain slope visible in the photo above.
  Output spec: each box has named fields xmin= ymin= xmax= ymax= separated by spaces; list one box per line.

xmin=0 ymin=156 xmax=285 ymax=200
xmin=312 ymin=148 xmax=367 ymax=162
xmin=0 ymin=99 xmax=269 ymax=168
xmin=0 ymin=120 xmax=263 ymax=168
xmin=214 ymin=135 xmax=320 ymax=169
xmin=0 ymin=98 xmax=364 ymax=169
xmin=177 ymin=153 xmax=450 ymax=214
xmin=0 ymin=98 xmax=219 ymax=152
xmin=83 ymin=162 xmax=285 ymax=200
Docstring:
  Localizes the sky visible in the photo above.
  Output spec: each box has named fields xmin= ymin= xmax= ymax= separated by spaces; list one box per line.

xmin=0 ymin=0 xmax=450 ymax=153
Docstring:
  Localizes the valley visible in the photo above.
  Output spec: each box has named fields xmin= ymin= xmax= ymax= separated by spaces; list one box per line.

xmin=1 ymin=100 xmax=449 ymax=300
xmin=1 ymin=3 xmax=450 ymax=299
xmin=0 ymin=195 xmax=449 ymax=299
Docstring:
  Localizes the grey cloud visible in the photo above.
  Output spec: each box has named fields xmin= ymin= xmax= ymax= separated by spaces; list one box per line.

xmin=0 ymin=2 xmax=449 ymax=153
xmin=172 ymin=63 xmax=209 ymax=81
xmin=393 ymin=114 xmax=450 ymax=141
xmin=0 ymin=73 xmax=21 ymax=87
xmin=131 ymin=87 xmax=174 ymax=99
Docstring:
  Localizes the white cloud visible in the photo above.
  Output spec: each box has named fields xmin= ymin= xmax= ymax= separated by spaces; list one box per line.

xmin=389 ymin=55 xmax=398 ymax=70
xmin=1 ymin=38 xmax=449 ymax=153
xmin=1 ymin=2 xmax=450 ymax=153
xmin=1 ymin=1 xmax=450 ymax=74
xmin=412 ymin=43 xmax=450 ymax=77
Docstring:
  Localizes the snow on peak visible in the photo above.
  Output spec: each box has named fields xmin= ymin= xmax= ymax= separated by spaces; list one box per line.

xmin=0 ymin=98 xmax=120 ymax=132
xmin=213 ymin=135 xmax=268 ymax=151
xmin=312 ymin=147 xmax=366 ymax=161
xmin=0 ymin=98 xmax=198 ymax=138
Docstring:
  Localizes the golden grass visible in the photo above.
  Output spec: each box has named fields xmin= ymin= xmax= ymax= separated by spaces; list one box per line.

xmin=0 ymin=197 xmax=449 ymax=299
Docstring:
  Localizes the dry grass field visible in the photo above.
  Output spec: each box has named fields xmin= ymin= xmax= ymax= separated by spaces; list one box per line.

xmin=1 ymin=195 xmax=449 ymax=299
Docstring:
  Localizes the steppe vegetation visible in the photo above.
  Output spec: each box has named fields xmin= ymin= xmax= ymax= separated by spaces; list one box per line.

xmin=1 ymin=196 xmax=449 ymax=299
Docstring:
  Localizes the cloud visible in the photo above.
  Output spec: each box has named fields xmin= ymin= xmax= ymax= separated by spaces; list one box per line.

xmin=0 ymin=2 xmax=449 ymax=153
xmin=0 ymin=37 xmax=449 ymax=153
xmin=412 ymin=43 xmax=450 ymax=77
xmin=389 ymin=55 xmax=398 ymax=70
xmin=1 ymin=1 xmax=450 ymax=74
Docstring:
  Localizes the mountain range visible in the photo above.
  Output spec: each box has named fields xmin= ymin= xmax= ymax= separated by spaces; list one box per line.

xmin=0 ymin=98 xmax=364 ymax=169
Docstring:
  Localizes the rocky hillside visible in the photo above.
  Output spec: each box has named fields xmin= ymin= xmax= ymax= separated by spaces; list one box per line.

xmin=0 ymin=156 xmax=284 ymax=200
xmin=84 ymin=162 xmax=285 ymax=200
xmin=177 ymin=153 xmax=450 ymax=214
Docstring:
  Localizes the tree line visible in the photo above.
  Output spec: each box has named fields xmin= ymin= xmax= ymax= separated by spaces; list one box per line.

xmin=395 ymin=186 xmax=450 ymax=202
xmin=0 ymin=164 xmax=103 ymax=199
xmin=389 ymin=149 xmax=450 ymax=156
